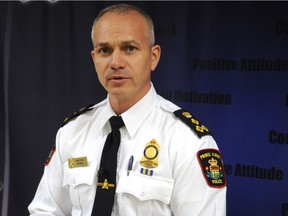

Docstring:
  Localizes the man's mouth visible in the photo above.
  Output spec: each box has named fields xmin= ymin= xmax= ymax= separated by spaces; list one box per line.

xmin=109 ymin=75 xmax=127 ymax=80
xmin=108 ymin=75 xmax=129 ymax=84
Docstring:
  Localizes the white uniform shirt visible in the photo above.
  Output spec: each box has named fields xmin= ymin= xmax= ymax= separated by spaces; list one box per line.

xmin=28 ymin=85 xmax=227 ymax=216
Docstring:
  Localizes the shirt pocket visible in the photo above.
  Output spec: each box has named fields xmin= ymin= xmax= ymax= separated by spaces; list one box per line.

xmin=63 ymin=161 xmax=97 ymax=214
xmin=116 ymin=170 xmax=174 ymax=215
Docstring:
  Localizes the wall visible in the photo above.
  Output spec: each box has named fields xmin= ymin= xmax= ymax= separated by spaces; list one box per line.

xmin=0 ymin=1 xmax=288 ymax=215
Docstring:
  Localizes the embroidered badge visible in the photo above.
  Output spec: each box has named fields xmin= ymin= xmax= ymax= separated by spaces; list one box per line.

xmin=140 ymin=139 xmax=159 ymax=168
xmin=197 ymin=149 xmax=226 ymax=188
xmin=44 ymin=145 xmax=56 ymax=166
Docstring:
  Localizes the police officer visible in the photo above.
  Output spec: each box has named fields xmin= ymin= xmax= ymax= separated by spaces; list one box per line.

xmin=29 ymin=3 xmax=226 ymax=216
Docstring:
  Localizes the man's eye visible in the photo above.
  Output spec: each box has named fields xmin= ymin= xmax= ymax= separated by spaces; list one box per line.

xmin=98 ymin=47 xmax=111 ymax=54
xmin=125 ymin=45 xmax=137 ymax=53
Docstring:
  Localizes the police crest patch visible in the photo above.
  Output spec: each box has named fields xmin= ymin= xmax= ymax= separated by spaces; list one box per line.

xmin=44 ymin=145 xmax=56 ymax=166
xmin=197 ymin=149 xmax=226 ymax=188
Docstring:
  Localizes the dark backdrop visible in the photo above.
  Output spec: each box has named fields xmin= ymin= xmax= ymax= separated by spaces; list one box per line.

xmin=1 ymin=1 xmax=288 ymax=216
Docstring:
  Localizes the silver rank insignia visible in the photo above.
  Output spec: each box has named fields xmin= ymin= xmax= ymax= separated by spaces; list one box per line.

xmin=140 ymin=139 xmax=160 ymax=168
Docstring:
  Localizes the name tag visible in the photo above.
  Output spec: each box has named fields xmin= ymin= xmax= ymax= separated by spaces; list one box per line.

xmin=68 ymin=157 xmax=88 ymax=168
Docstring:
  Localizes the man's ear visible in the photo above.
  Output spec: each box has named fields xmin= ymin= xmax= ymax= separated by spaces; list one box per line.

xmin=151 ymin=45 xmax=161 ymax=71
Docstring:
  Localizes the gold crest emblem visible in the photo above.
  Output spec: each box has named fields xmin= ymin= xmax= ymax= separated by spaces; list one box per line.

xmin=140 ymin=139 xmax=160 ymax=168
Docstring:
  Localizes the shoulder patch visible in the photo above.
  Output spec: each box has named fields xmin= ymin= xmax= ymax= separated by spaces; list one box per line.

xmin=197 ymin=148 xmax=226 ymax=188
xmin=174 ymin=109 xmax=211 ymax=138
xmin=61 ymin=104 xmax=94 ymax=127
xmin=44 ymin=145 xmax=56 ymax=166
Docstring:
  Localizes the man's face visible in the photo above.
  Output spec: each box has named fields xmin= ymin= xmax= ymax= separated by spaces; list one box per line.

xmin=91 ymin=11 xmax=160 ymax=104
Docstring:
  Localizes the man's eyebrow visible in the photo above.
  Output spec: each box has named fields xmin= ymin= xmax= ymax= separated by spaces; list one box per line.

xmin=94 ymin=40 xmax=141 ymax=48
xmin=94 ymin=42 xmax=109 ymax=48
xmin=120 ymin=40 xmax=140 ymax=46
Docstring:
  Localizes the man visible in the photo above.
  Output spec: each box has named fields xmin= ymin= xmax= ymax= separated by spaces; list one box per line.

xmin=28 ymin=3 xmax=226 ymax=216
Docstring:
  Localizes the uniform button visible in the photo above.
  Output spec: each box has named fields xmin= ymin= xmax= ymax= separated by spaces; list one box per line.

xmin=140 ymin=192 xmax=146 ymax=197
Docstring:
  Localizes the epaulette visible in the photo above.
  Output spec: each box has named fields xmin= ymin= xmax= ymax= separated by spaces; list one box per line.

xmin=61 ymin=104 xmax=94 ymax=127
xmin=174 ymin=108 xmax=212 ymax=138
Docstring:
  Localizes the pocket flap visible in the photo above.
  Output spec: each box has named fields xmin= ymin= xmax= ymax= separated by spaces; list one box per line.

xmin=116 ymin=171 xmax=174 ymax=204
xmin=63 ymin=161 xmax=96 ymax=188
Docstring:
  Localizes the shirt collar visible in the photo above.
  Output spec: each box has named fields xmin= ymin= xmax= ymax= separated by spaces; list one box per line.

xmin=121 ymin=84 xmax=157 ymax=137
xmin=101 ymin=83 xmax=158 ymax=137
xmin=99 ymin=97 xmax=118 ymax=133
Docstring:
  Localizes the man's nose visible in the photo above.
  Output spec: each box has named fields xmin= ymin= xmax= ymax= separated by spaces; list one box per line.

xmin=109 ymin=50 xmax=125 ymax=70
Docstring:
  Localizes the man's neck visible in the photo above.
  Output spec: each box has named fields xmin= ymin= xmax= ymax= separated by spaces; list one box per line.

xmin=109 ymin=84 xmax=151 ymax=115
